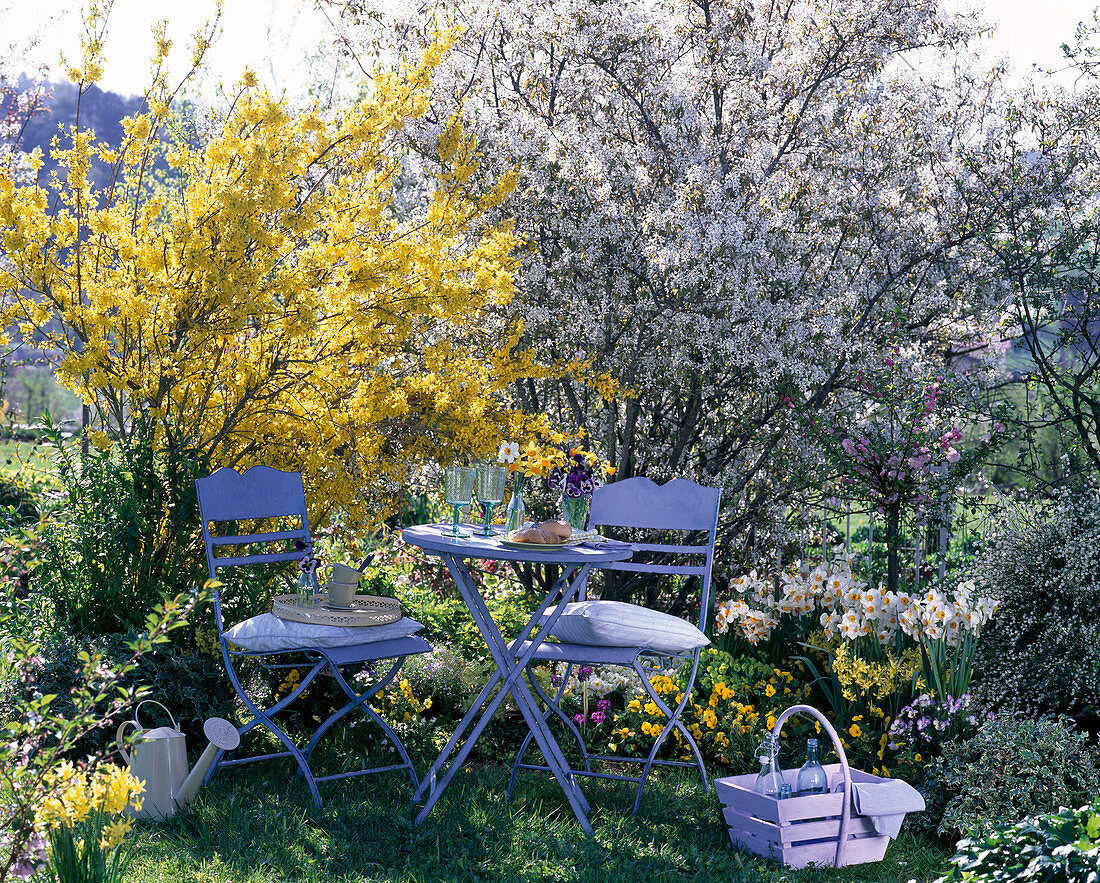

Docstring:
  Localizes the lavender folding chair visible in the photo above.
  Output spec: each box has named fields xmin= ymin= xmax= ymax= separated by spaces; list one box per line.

xmin=196 ymin=466 xmax=431 ymax=807
xmin=507 ymin=477 xmax=721 ymax=815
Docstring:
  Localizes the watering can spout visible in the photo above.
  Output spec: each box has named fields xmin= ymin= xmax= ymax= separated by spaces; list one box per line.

xmin=174 ymin=718 xmax=240 ymax=811
xmin=117 ymin=701 xmax=240 ymax=820
xmin=172 ymin=716 xmax=239 ymax=809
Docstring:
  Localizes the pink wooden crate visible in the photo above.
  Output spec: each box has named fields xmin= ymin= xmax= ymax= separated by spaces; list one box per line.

xmin=714 ymin=704 xmax=908 ymax=869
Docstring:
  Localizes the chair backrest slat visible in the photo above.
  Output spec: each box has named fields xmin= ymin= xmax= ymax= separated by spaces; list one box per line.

xmin=207 ymin=529 xmax=310 ymax=547
xmin=628 ymin=542 xmax=711 ymax=555
xmin=196 ymin=465 xmax=312 ymax=634
xmin=603 ymin=562 xmax=710 ymax=577
xmin=196 ymin=466 xmax=308 ymax=520
xmin=209 ymin=551 xmax=305 ymax=570
xmin=588 ymin=476 xmax=721 ymax=630
xmin=590 ymin=477 xmax=719 ymax=531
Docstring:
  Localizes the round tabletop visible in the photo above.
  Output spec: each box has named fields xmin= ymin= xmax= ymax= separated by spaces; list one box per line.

xmin=401 ymin=524 xmax=633 ymax=565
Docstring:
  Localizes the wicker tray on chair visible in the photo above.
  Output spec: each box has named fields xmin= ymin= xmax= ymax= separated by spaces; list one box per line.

xmin=272 ymin=594 xmax=402 ymax=628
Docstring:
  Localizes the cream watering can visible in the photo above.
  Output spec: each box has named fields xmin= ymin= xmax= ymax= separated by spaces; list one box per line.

xmin=117 ymin=700 xmax=240 ymax=820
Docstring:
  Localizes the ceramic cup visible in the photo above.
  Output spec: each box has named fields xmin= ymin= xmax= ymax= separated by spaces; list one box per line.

xmin=328 ymin=564 xmax=362 ymax=608
xmin=330 ymin=563 xmax=362 ymax=584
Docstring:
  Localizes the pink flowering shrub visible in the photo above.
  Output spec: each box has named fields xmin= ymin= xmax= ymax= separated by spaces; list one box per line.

xmin=790 ymin=356 xmax=1007 ymax=593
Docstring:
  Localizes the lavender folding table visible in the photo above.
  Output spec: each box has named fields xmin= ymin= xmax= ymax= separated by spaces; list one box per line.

xmin=400 ymin=524 xmax=633 ymax=836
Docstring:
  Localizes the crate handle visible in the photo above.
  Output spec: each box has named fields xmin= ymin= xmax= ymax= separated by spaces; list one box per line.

xmin=770 ymin=703 xmax=852 ymax=868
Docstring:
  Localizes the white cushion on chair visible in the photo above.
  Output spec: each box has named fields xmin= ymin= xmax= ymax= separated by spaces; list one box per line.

xmin=546 ymin=601 xmax=709 ymax=654
xmin=223 ymin=613 xmax=424 ymax=652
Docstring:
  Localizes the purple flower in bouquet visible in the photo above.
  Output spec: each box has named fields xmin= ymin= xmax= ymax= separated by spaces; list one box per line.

xmin=295 ymin=540 xmax=320 ymax=576
xmin=547 ymin=445 xmax=610 ymax=497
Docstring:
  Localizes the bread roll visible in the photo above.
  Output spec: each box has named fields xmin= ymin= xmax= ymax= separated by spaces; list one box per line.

xmin=539 ymin=520 xmax=573 ymax=541
xmin=509 ymin=526 xmax=557 ymax=544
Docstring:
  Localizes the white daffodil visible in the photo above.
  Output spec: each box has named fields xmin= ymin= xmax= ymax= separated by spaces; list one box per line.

xmin=497 ymin=440 xmax=520 ymax=463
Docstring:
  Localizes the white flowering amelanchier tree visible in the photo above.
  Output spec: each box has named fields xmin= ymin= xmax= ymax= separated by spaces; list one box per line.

xmin=334 ymin=0 xmax=1012 ymax=561
xmin=0 ymin=2 xmax=50 ymax=186
xmin=968 ymin=19 xmax=1100 ymax=483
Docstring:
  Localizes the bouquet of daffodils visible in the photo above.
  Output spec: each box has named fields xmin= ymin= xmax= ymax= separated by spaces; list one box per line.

xmin=497 ymin=440 xmax=562 ymax=479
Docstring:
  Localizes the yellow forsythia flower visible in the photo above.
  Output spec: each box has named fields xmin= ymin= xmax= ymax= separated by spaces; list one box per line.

xmin=0 ymin=32 xmax=567 ymax=532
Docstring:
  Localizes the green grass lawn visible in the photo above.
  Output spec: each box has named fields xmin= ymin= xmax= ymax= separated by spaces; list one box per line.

xmin=125 ymin=762 xmax=951 ymax=883
xmin=0 ymin=438 xmax=57 ymax=484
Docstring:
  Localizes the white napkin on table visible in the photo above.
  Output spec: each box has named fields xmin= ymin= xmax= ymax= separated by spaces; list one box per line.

xmin=564 ymin=529 xmax=603 ymax=544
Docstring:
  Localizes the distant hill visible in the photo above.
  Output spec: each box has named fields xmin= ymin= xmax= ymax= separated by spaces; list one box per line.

xmin=8 ymin=75 xmax=151 ymax=190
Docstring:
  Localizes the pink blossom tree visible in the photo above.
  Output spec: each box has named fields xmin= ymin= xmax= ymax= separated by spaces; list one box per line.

xmin=790 ymin=353 xmax=1006 ymax=592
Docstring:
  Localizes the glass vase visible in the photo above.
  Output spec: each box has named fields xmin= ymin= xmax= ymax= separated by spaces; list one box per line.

xmin=561 ymin=493 xmax=591 ymax=532
xmin=296 ymin=571 xmax=313 ymax=605
xmin=505 ymin=473 xmax=527 ymax=534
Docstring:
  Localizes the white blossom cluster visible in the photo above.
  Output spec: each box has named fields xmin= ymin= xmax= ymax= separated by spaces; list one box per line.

xmin=0 ymin=14 xmax=47 ymax=189
xmin=550 ymin=662 xmax=678 ymax=698
xmin=337 ymin=0 xmax=1014 ymax=515
xmin=716 ymin=551 xmax=997 ymax=648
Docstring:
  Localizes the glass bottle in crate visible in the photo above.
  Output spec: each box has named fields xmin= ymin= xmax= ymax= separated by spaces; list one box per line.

xmin=796 ymin=737 xmax=828 ymax=795
xmin=754 ymin=733 xmax=784 ymax=797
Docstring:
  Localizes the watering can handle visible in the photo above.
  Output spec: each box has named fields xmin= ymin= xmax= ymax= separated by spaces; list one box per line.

xmin=134 ymin=699 xmax=178 ymax=733
xmin=117 ymin=719 xmax=139 ymax=766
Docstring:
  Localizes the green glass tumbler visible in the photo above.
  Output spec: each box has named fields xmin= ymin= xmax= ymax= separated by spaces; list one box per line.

xmin=562 ymin=493 xmax=591 ymax=532
xmin=443 ymin=466 xmax=475 ymax=538
xmin=475 ymin=465 xmax=507 ymax=536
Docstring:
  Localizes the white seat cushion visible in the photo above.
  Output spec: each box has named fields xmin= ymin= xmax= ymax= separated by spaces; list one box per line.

xmin=546 ymin=601 xmax=709 ymax=654
xmin=224 ymin=613 xmax=424 ymax=652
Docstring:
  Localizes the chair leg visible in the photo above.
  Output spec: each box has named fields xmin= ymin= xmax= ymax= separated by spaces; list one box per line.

xmin=302 ymin=659 xmax=399 ymax=759
xmin=315 ymin=658 xmax=421 ymax=790
xmin=508 ymin=663 xmax=592 ymax=798
xmin=224 ymin=655 xmax=327 ymax=808
xmin=630 ymin=659 xmax=708 ymax=815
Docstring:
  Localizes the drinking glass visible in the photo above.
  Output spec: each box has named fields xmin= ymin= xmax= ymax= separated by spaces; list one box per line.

xmin=475 ymin=465 xmax=507 ymax=536
xmin=443 ymin=466 xmax=475 ymax=538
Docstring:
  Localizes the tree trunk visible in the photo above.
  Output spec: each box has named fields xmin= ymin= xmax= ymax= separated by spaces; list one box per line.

xmin=886 ymin=500 xmax=901 ymax=595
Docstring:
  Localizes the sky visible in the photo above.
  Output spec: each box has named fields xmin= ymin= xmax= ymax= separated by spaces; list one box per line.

xmin=3 ymin=0 xmax=1098 ymax=98
xmin=6 ymin=0 xmax=335 ymax=99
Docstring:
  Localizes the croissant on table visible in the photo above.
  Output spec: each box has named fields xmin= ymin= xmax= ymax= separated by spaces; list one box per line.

xmin=508 ymin=519 xmax=573 ymax=545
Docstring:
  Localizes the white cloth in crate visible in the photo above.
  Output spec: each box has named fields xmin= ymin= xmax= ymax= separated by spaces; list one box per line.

xmin=850 ymin=779 xmax=926 ymax=838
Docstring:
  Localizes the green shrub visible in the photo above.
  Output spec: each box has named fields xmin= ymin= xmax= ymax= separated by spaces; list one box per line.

xmin=400 ymin=646 xmax=474 ymax=718
xmin=696 ymin=647 xmax=777 ymax=694
xmin=0 ymin=474 xmax=39 ymax=523
xmin=36 ymin=416 xmax=208 ymax=637
xmin=971 ymin=488 xmax=1100 ymax=715
xmin=938 ymin=798 xmax=1100 ymax=882
xmin=0 ymin=629 xmax=234 ymax=749
xmin=923 ymin=716 xmax=1100 ymax=841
